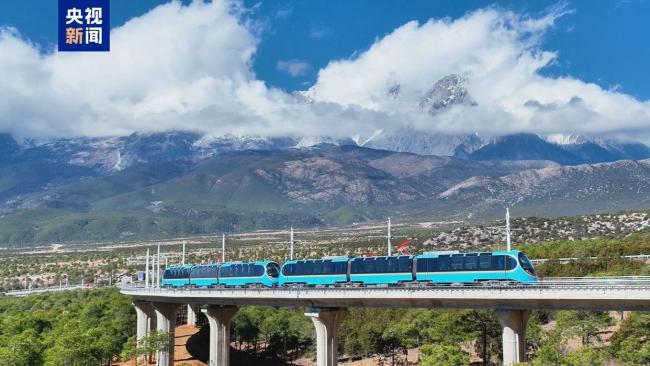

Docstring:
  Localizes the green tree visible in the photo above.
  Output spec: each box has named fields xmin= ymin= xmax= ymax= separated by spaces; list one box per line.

xmin=610 ymin=312 xmax=650 ymax=365
xmin=531 ymin=328 xmax=565 ymax=366
xmin=458 ymin=310 xmax=500 ymax=365
xmin=419 ymin=344 xmax=469 ymax=366
xmin=561 ymin=347 xmax=605 ymax=366
xmin=0 ymin=329 xmax=44 ymax=366
xmin=260 ymin=309 xmax=312 ymax=361
xmin=556 ymin=311 xmax=613 ymax=345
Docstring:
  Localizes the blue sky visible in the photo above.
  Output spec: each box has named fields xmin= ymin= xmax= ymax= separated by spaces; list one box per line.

xmin=1 ymin=0 xmax=649 ymax=98
xmin=0 ymin=0 xmax=649 ymax=141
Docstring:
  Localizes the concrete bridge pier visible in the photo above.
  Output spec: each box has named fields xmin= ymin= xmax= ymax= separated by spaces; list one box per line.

xmin=496 ymin=309 xmax=531 ymax=366
xmin=153 ymin=302 xmax=180 ymax=366
xmin=187 ymin=304 xmax=200 ymax=326
xmin=133 ymin=301 xmax=153 ymax=342
xmin=203 ymin=305 xmax=239 ymax=366
xmin=305 ymin=308 xmax=348 ymax=366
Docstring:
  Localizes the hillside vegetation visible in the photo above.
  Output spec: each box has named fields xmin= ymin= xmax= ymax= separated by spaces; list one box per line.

xmin=0 ymin=145 xmax=648 ymax=245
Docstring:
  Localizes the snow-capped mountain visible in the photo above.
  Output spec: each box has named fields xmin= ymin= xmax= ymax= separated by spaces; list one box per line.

xmin=545 ymin=133 xmax=588 ymax=145
xmin=418 ymin=74 xmax=477 ymax=115
xmin=469 ymin=133 xmax=650 ymax=164
xmin=365 ymin=128 xmax=486 ymax=156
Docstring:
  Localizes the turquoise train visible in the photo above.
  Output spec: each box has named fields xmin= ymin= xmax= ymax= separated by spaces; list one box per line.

xmin=160 ymin=250 xmax=537 ymax=288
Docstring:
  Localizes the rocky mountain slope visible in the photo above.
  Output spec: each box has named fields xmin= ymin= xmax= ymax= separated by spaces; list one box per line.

xmin=440 ymin=159 xmax=650 ymax=217
xmin=0 ymin=142 xmax=647 ymax=245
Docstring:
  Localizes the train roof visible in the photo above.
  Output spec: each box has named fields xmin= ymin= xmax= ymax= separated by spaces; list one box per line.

xmin=417 ymin=250 xmax=523 ymax=258
xmin=351 ymin=255 xmax=413 ymax=260
xmin=283 ymin=257 xmax=349 ymax=265
xmin=220 ymin=260 xmax=278 ymax=266
xmin=164 ymin=264 xmax=197 ymax=269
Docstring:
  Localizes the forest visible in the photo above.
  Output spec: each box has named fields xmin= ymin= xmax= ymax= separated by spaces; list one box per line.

xmin=0 ymin=232 xmax=649 ymax=365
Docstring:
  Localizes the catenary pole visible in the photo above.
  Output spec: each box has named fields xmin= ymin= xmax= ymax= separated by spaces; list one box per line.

xmin=145 ymin=248 xmax=150 ymax=288
xmin=290 ymin=227 xmax=294 ymax=260
xmin=182 ymin=240 xmax=186 ymax=265
xmin=506 ymin=208 xmax=512 ymax=251
xmin=222 ymin=234 xmax=226 ymax=263
xmin=387 ymin=217 xmax=392 ymax=257
xmin=156 ymin=243 xmax=161 ymax=288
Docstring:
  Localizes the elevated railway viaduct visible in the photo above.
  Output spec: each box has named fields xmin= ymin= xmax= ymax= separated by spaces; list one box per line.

xmin=122 ymin=277 xmax=650 ymax=366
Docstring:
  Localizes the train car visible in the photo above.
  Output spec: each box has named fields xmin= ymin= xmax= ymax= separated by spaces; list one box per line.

xmin=279 ymin=257 xmax=349 ymax=286
xmin=188 ymin=264 xmax=220 ymax=287
xmin=161 ymin=265 xmax=193 ymax=287
xmin=349 ymin=255 xmax=414 ymax=285
xmin=218 ymin=261 xmax=280 ymax=287
xmin=415 ymin=250 xmax=537 ymax=284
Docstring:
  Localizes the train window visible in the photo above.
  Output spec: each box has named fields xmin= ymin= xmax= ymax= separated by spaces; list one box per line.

xmin=322 ymin=261 xmax=333 ymax=275
xmin=518 ymin=253 xmax=536 ymax=275
xmin=479 ymin=256 xmax=492 ymax=270
xmin=365 ymin=259 xmax=376 ymax=273
xmin=492 ymin=256 xmax=505 ymax=270
xmin=254 ymin=265 xmax=264 ymax=276
xmin=267 ymin=264 xmax=279 ymax=278
xmin=385 ymin=257 xmax=396 ymax=272
xmin=191 ymin=267 xmax=206 ymax=278
xmin=313 ymin=261 xmax=323 ymax=275
xmin=506 ymin=256 xmax=517 ymax=270
xmin=450 ymin=256 xmax=464 ymax=271
xmin=208 ymin=266 xmax=218 ymax=278
xmin=376 ymin=258 xmax=387 ymax=273
xmin=351 ymin=259 xmax=362 ymax=274
xmin=464 ymin=256 xmax=478 ymax=270
xmin=163 ymin=269 xmax=172 ymax=279
xmin=305 ymin=261 xmax=316 ymax=275
xmin=438 ymin=256 xmax=450 ymax=271
xmin=398 ymin=257 xmax=412 ymax=272
xmin=297 ymin=262 xmax=306 ymax=275
xmin=282 ymin=264 xmax=293 ymax=276
xmin=334 ymin=262 xmax=347 ymax=274
xmin=422 ymin=258 xmax=437 ymax=272
xmin=428 ymin=258 xmax=437 ymax=272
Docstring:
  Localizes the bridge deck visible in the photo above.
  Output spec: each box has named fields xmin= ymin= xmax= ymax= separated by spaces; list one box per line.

xmin=122 ymin=277 xmax=650 ymax=311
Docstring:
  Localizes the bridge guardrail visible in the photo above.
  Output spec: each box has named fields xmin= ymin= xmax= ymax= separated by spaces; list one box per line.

xmin=120 ymin=277 xmax=650 ymax=293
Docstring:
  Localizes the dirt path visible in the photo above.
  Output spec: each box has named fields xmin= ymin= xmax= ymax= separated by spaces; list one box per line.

xmin=118 ymin=325 xmax=205 ymax=366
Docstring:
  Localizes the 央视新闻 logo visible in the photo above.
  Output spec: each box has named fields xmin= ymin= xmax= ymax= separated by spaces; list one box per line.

xmin=58 ymin=0 xmax=110 ymax=52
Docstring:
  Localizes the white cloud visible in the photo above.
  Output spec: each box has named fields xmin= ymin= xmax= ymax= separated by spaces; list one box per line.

xmin=0 ymin=1 xmax=649 ymax=144
xmin=276 ymin=59 xmax=312 ymax=77
xmin=307 ymin=6 xmax=650 ymax=143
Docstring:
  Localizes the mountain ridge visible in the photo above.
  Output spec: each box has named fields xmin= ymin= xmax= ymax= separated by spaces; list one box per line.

xmin=0 ymin=144 xmax=647 ymax=245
